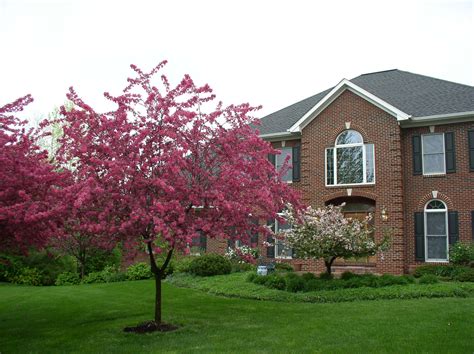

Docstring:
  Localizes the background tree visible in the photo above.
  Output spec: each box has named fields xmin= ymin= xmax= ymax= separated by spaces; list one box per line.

xmin=0 ymin=95 xmax=68 ymax=253
xmin=281 ymin=204 xmax=389 ymax=275
xmin=52 ymin=61 xmax=300 ymax=331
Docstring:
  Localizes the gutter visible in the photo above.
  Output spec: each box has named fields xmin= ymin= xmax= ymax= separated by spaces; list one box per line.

xmin=400 ymin=111 xmax=474 ymax=128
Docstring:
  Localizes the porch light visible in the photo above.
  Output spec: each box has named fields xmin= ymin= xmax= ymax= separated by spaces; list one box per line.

xmin=381 ymin=206 xmax=388 ymax=222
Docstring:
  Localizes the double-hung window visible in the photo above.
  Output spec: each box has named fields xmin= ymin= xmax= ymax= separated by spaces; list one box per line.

xmin=276 ymin=147 xmax=293 ymax=182
xmin=422 ymin=134 xmax=445 ymax=175
xmin=269 ymin=145 xmax=301 ymax=182
xmin=326 ymin=130 xmax=375 ymax=186
xmin=274 ymin=219 xmax=293 ymax=258
xmin=413 ymin=132 xmax=455 ymax=175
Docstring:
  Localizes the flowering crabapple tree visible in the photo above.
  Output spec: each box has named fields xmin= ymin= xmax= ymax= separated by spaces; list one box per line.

xmin=0 ymin=95 xmax=69 ymax=253
xmin=52 ymin=61 xmax=300 ymax=329
xmin=280 ymin=204 xmax=390 ymax=275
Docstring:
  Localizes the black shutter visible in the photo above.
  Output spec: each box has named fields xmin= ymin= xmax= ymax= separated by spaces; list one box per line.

xmin=468 ymin=131 xmax=474 ymax=172
xmin=412 ymin=135 xmax=422 ymax=175
xmin=471 ymin=211 xmax=474 ymax=241
xmin=414 ymin=212 xmax=425 ymax=261
xmin=292 ymin=145 xmax=301 ymax=182
xmin=266 ymin=220 xmax=275 ymax=258
xmin=250 ymin=231 xmax=259 ymax=246
xmin=200 ymin=232 xmax=207 ymax=252
xmin=268 ymin=153 xmax=276 ymax=166
xmin=444 ymin=132 xmax=456 ymax=173
xmin=448 ymin=211 xmax=459 ymax=245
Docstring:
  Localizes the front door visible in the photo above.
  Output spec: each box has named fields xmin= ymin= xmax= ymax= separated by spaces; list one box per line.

xmin=327 ymin=197 xmax=376 ymax=265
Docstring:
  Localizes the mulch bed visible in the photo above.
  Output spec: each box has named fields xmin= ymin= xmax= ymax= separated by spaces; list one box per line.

xmin=123 ymin=320 xmax=179 ymax=334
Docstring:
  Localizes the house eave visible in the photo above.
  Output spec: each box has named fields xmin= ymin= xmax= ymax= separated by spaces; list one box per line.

xmin=400 ymin=111 xmax=474 ymax=128
xmin=259 ymin=131 xmax=301 ymax=141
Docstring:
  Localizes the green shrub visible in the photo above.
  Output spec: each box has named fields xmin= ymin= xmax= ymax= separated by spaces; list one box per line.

xmin=125 ymin=262 xmax=153 ymax=280
xmin=55 ymin=272 xmax=81 ymax=286
xmin=231 ymin=262 xmax=255 ymax=273
xmin=413 ymin=264 xmax=468 ymax=279
xmin=10 ymin=267 xmax=43 ymax=286
xmin=286 ymin=275 xmax=305 ymax=293
xmin=319 ymin=272 xmax=334 ymax=280
xmin=342 ymin=274 xmax=378 ymax=288
xmin=246 ymin=272 xmax=259 ymax=283
xmin=82 ymin=265 xmax=125 ymax=284
xmin=106 ymin=272 xmax=127 ymax=283
xmin=449 ymin=242 xmax=474 ymax=266
xmin=0 ymin=254 xmax=24 ymax=282
xmin=82 ymin=271 xmax=107 ymax=284
xmin=1 ymin=250 xmax=77 ymax=286
xmin=454 ymin=269 xmax=474 ymax=282
xmin=82 ymin=246 xmax=122 ymax=275
xmin=377 ymin=274 xmax=409 ymax=287
xmin=253 ymin=275 xmax=270 ymax=286
xmin=275 ymin=262 xmax=294 ymax=272
xmin=304 ymin=278 xmax=325 ymax=292
xmin=301 ymin=272 xmax=317 ymax=281
xmin=265 ymin=274 xmax=286 ymax=290
xmin=188 ymin=254 xmax=232 ymax=277
xmin=418 ymin=274 xmax=439 ymax=284
xmin=340 ymin=271 xmax=357 ymax=280
xmin=402 ymin=274 xmax=416 ymax=284
xmin=174 ymin=257 xmax=196 ymax=273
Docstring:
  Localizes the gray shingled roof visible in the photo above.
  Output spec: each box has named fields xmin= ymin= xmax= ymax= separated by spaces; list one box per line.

xmin=258 ymin=69 xmax=474 ymax=135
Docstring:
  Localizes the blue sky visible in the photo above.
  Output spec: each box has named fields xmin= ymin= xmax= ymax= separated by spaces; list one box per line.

xmin=1 ymin=0 xmax=472 ymax=120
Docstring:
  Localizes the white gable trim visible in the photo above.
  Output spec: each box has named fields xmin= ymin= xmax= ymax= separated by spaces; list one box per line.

xmin=288 ymin=79 xmax=411 ymax=133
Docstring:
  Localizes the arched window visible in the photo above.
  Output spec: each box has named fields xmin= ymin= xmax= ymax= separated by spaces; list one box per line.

xmin=325 ymin=130 xmax=375 ymax=185
xmin=424 ymin=200 xmax=448 ymax=261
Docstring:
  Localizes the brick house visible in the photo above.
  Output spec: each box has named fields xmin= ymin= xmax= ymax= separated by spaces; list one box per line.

xmin=202 ymin=69 xmax=474 ymax=275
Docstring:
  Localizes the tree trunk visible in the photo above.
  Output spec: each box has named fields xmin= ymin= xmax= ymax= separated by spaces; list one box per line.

xmin=147 ymin=241 xmax=173 ymax=325
xmin=154 ymin=272 xmax=162 ymax=323
xmin=324 ymin=256 xmax=336 ymax=275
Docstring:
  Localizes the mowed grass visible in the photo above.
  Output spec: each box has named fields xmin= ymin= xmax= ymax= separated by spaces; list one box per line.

xmin=1 ymin=280 xmax=473 ymax=353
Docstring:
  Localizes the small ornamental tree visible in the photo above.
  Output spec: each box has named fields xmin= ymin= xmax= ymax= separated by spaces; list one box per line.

xmin=52 ymin=61 xmax=300 ymax=331
xmin=281 ymin=204 xmax=389 ymax=275
xmin=0 ymin=96 xmax=68 ymax=253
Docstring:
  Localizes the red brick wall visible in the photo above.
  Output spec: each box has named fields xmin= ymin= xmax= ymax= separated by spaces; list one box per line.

xmin=205 ymin=90 xmax=473 ymax=276
xmin=401 ymin=122 xmax=474 ymax=272
xmin=293 ymin=90 xmax=405 ymax=274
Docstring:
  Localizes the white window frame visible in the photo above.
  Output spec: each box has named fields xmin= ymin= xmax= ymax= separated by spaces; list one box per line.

xmin=325 ymin=130 xmax=376 ymax=187
xmin=421 ymin=133 xmax=446 ymax=176
xmin=424 ymin=199 xmax=449 ymax=262
xmin=276 ymin=147 xmax=293 ymax=183
xmin=274 ymin=218 xmax=293 ymax=259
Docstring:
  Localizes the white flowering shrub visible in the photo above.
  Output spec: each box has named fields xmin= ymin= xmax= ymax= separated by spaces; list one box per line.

xmin=225 ymin=244 xmax=259 ymax=264
xmin=280 ymin=204 xmax=390 ymax=275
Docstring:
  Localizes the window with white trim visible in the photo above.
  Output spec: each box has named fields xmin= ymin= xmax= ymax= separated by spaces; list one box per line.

xmin=274 ymin=219 xmax=293 ymax=258
xmin=325 ymin=130 xmax=375 ymax=186
xmin=422 ymin=134 xmax=445 ymax=175
xmin=424 ymin=200 xmax=448 ymax=262
xmin=276 ymin=147 xmax=293 ymax=182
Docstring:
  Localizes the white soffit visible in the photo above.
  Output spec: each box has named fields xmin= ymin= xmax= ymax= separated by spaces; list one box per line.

xmin=288 ymin=79 xmax=411 ymax=133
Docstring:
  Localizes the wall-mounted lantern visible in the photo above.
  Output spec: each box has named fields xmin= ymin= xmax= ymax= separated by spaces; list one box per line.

xmin=381 ymin=206 xmax=388 ymax=222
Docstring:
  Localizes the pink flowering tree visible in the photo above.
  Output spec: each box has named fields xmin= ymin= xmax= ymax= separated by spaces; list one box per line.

xmin=281 ymin=204 xmax=390 ymax=275
xmin=0 ymin=95 xmax=69 ymax=253
xmin=52 ymin=61 xmax=300 ymax=330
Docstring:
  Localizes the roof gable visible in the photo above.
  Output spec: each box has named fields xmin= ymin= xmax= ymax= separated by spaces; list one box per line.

xmin=288 ymin=79 xmax=411 ymax=133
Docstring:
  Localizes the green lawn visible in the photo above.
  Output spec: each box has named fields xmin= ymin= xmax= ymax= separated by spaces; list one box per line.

xmin=1 ymin=280 xmax=473 ymax=353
